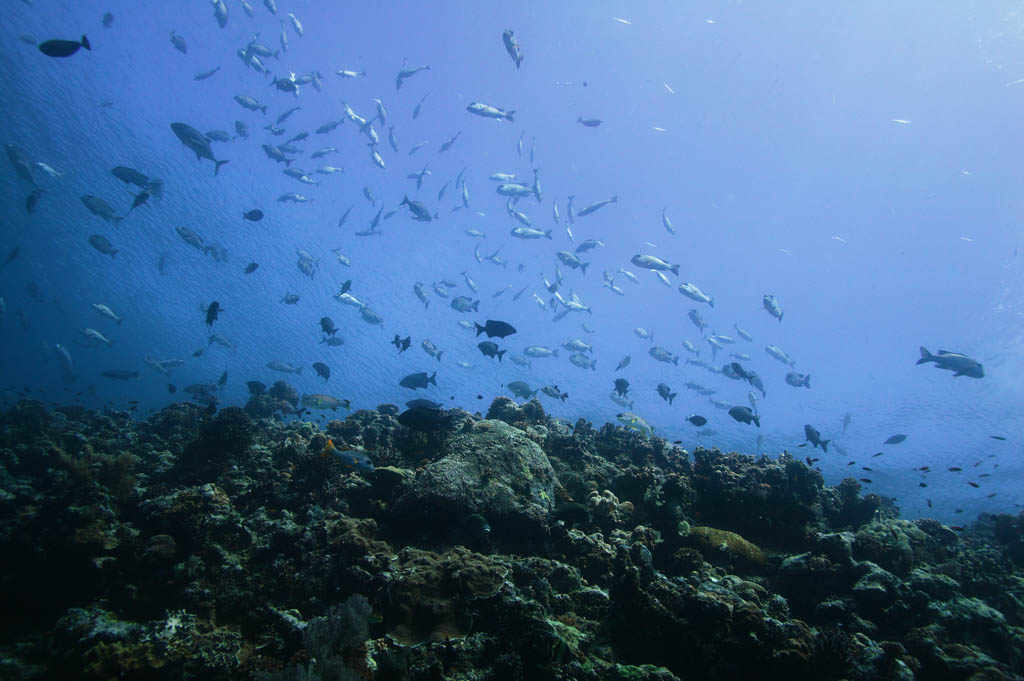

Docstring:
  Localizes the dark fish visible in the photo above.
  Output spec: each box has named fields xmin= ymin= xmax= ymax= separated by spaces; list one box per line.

xmin=100 ymin=369 xmax=138 ymax=380
xmin=656 ymin=383 xmax=676 ymax=405
xmin=244 ymin=262 xmax=258 ymax=274
xmin=205 ymin=301 xmax=222 ymax=327
xmin=246 ymin=381 xmax=266 ymax=395
xmin=243 ymin=209 xmax=264 ymax=221
xmin=990 ymin=435 xmax=1006 ymax=441
xmin=477 ymin=341 xmax=506 ymax=361
xmin=338 ymin=280 xmax=352 ymax=295
xmin=312 ymin=362 xmax=330 ymax=381
xmin=398 ymin=406 xmax=451 ymax=432
xmin=320 ymin=317 xmax=337 ymax=336
xmin=804 ymin=425 xmax=829 ymax=452
xmin=26 ymin=189 xmax=44 ymax=214
xmin=392 ymin=335 xmax=411 ymax=353
xmin=474 ymin=319 xmax=516 ymax=338
xmin=102 ymin=13 xmax=115 ymax=27
xmin=406 ymin=399 xmax=443 ymax=409
xmin=128 ymin=187 xmax=151 ymax=213
xmin=785 ymin=372 xmax=811 ymax=389
xmin=614 ymin=378 xmax=629 ymax=396
xmin=577 ymin=117 xmax=602 ymax=127
xmin=39 ymin=35 xmax=91 ymax=58
xmin=686 ymin=414 xmax=707 ymax=427
xmin=87 ymin=234 xmax=117 ymax=257
xmin=218 ymin=370 xmax=228 ymax=387
xmin=170 ymin=123 xmax=229 ymax=175
xmin=728 ymin=405 xmax=760 ymax=427
xmin=399 ymin=371 xmax=436 ymax=390
xmin=915 ymin=347 xmax=984 ymax=378
xmin=502 ymin=29 xmax=523 ymax=69
xmin=884 ymin=434 xmax=907 ymax=445
xmin=615 ymin=355 xmax=630 ymax=371
xmin=193 ymin=349 xmax=204 ymax=357
xmin=4 ymin=246 xmax=21 ymax=265
xmin=167 ymin=384 xmax=177 ymax=393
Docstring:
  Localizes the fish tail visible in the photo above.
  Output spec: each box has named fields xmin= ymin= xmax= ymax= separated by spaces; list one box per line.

xmin=545 ymin=230 xmax=552 ymax=239
xmin=708 ymin=298 xmax=715 ymax=308
xmin=804 ymin=375 xmax=811 ymax=388
xmin=428 ymin=372 xmax=437 ymax=385
xmin=753 ymin=415 xmax=761 ymax=428
xmin=437 ymin=351 xmax=443 ymax=362
xmin=672 ymin=357 xmax=679 ymax=366
xmin=260 ymin=105 xmax=268 ymax=114
xmin=916 ymin=347 xmax=933 ymax=365
xmin=669 ymin=393 xmax=676 ymax=405
xmin=580 ymin=262 xmax=589 ymax=275
xmin=670 ymin=264 xmax=680 ymax=276
xmin=821 ymin=439 xmax=830 ymax=453
xmin=81 ymin=35 xmax=91 ymax=50
xmin=505 ymin=110 xmax=515 ymax=122
xmin=215 ymin=160 xmax=230 ymax=175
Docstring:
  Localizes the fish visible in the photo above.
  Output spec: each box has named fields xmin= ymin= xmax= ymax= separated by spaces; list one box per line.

xmin=466 ymin=102 xmax=515 ymax=122
xmin=205 ymin=301 xmax=223 ymax=327
xmin=617 ymin=412 xmax=653 ymax=437
xmin=733 ymin=324 xmax=753 ymax=342
xmin=26 ymin=189 xmax=45 ymax=214
xmin=614 ymin=378 xmax=629 ymax=396
xmin=804 ymin=425 xmax=829 ymax=452
xmin=538 ymin=385 xmax=567 ymax=402
xmin=101 ymin=369 xmax=138 ymax=380
xmin=396 ymin=63 xmax=430 ymax=90
xmin=728 ymin=406 xmax=760 ymax=427
xmin=194 ymin=66 xmax=221 ymax=81
xmin=915 ymin=347 xmax=984 ymax=378
xmin=81 ymin=195 xmax=124 ymax=225
xmin=524 ymin=346 xmax=558 ymax=359
xmin=81 ymin=328 xmax=113 ymax=347
xmin=243 ymin=209 xmax=264 ymax=222
xmin=39 ymin=35 xmax=91 ymax=58
xmin=763 ymin=294 xmax=783 ymax=322
xmin=657 ymin=384 xmax=677 ymax=404
xmin=615 ymin=356 xmax=630 ymax=371
xmin=7 ymin=144 xmax=39 ymax=188
xmin=475 ymin=320 xmax=516 ymax=338
xmin=661 ymin=208 xmax=675 ymax=235
xmin=88 ymin=234 xmax=118 ymax=257
xmin=477 ymin=341 xmax=506 ymax=361
xmin=649 ymin=346 xmax=679 ymax=366
xmin=169 ymin=31 xmax=187 ymax=54
xmin=211 ymin=0 xmax=228 ymax=28
xmin=312 ymin=362 xmax=331 ymax=381
xmin=502 ymin=29 xmax=523 ymax=68
xmin=421 ymin=340 xmax=443 ymax=362
xmin=171 ymin=123 xmax=229 ymax=175
xmin=412 ymin=93 xmax=429 ymax=119
xmin=266 ymin=361 xmax=302 ymax=374
xmin=302 ymin=394 xmax=350 ymax=411
xmin=399 ymin=195 xmax=437 ymax=222
xmin=91 ymin=303 xmax=122 ymax=325
xmin=451 ymin=297 xmax=479 ymax=313
xmin=678 ymin=282 xmax=714 ymax=307
xmin=556 ymin=251 xmax=589 ymax=274
xmin=507 ymin=381 xmax=535 ymax=399
xmin=400 ymin=371 xmax=436 ymax=390
xmin=765 ymin=345 xmax=796 ymax=367
xmin=321 ymin=440 xmax=374 ymax=474
xmin=576 ymin=196 xmax=617 ymax=216
xmin=569 ymin=353 xmax=596 ymax=370
xmin=686 ymin=415 xmax=707 ymax=427
xmin=785 ymin=372 xmax=811 ymax=389
xmin=337 ymin=69 xmax=366 ymax=78
xmin=392 ymin=335 xmax=411 ymax=353
xmin=884 ymin=434 xmax=907 ymax=445
xmin=630 ymin=254 xmax=678 ymax=275
xmin=577 ymin=118 xmax=602 ymax=127
xmin=398 ymin=406 xmax=452 ymax=432
xmin=575 ymin=239 xmax=605 ymax=253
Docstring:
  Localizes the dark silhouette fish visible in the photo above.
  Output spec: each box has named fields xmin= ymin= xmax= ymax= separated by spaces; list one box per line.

xmin=399 ymin=371 xmax=436 ymax=390
xmin=398 ymin=406 xmax=451 ymax=432
xmin=474 ymin=319 xmax=516 ymax=338
xmin=205 ymin=301 xmax=222 ymax=327
xmin=243 ymin=209 xmax=263 ymax=221
xmin=170 ymin=123 xmax=229 ymax=175
xmin=39 ymin=35 xmax=91 ymax=58
xmin=804 ymin=425 xmax=830 ymax=452
xmin=884 ymin=434 xmax=907 ymax=445
xmin=686 ymin=415 xmax=707 ymax=427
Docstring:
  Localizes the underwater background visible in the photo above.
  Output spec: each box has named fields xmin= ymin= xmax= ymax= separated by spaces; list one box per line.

xmin=1 ymin=3 xmax=1022 ymax=522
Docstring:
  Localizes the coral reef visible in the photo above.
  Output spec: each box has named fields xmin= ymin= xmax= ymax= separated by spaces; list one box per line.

xmin=0 ymin=394 xmax=1022 ymax=680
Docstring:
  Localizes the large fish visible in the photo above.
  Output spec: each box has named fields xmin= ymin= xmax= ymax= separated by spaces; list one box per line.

xmin=170 ymin=123 xmax=229 ymax=175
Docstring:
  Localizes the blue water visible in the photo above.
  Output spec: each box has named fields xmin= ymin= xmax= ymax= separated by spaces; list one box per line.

xmin=1 ymin=1 xmax=1021 ymax=523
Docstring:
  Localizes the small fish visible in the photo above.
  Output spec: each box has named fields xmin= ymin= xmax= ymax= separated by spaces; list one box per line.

xmin=577 ymin=117 xmax=602 ymax=127
xmin=243 ymin=209 xmax=264 ymax=221
xmin=804 ymin=425 xmax=829 ymax=452
xmin=884 ymin=434 xmax=907 ymax=445
xmin=686 ymin=414 xmax=707 ymax=427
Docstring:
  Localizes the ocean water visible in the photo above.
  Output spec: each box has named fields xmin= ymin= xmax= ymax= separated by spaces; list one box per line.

xmin=0 ymin=0 xmax=1021 ymax=524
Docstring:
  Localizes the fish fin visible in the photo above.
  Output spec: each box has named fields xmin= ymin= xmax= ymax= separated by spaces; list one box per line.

xmin=497 ymin=350 xmax=506 ymax=361
xmin=81 ymin=35 xmax=91 ymax=50
xmin=822 ymin=440 xmax=830 ymax=453
xmin=505 ymin=110 xmax=515 ymax=122
xmin=215 ymin=160 xmax=230 ymax=175
xmin=670 ymin=264 xmax=680 ymax=276
xmin=579 ymin=262 xmax=589 ymax=275
xmin=474 ymin=323 xmax=485 ymax=336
